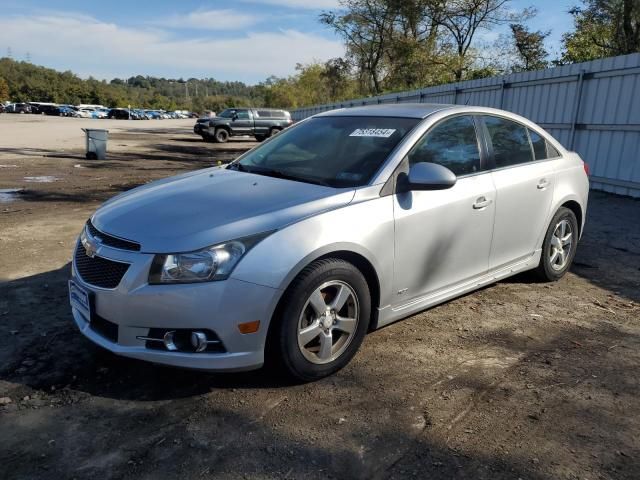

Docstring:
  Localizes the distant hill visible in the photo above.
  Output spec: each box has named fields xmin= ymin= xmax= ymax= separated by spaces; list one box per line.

xmin=0 ymin=58 xmax=265 ymax=112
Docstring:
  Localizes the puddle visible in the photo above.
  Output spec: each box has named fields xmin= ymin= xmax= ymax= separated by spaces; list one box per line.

xmin=23 ymin=176 xmax=59 ymax=183
xmin=0 ymin=188 xmax=24 ymax=203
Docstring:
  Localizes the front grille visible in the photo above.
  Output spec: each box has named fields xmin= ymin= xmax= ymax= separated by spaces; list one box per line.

xmin=87 ymin=220 xmax=141 ymax=252
xmin=74 ymin=242 xmax=130 ymax=289
xmin=90 ymin=314 xmax=119 ymax=343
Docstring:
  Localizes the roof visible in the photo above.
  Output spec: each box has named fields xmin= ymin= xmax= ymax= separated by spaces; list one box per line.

xmin=315 ymin=103 xmax=455 ymax=119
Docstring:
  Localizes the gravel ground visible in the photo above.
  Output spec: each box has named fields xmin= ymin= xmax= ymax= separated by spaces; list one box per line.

xmin=1 ymin=114 xmax=639 ymax=480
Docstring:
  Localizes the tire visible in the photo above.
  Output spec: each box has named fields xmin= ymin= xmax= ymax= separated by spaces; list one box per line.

xmin=255 ymin=135 xmax=266 ymax=142
xmin=271 ymin=258 xmax=371 ymax=382
xmin=214 ymin=128 xmax=229 ymax=143
xmin=534 ymin=207 xmax=579 ymax=281
xmin=202 ymin=135 xmax=215 ymax=143
xmin=269 ymin=128 xmax=280 ymax=138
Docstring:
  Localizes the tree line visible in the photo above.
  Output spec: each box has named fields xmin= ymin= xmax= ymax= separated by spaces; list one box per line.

xmin=1 ymin=0 xmax=638 ymax=111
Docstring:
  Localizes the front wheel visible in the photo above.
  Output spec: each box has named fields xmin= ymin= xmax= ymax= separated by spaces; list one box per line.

xmin=271 ymin=259 xmax=371 ymax=382
xmin=534 ymin=207 xmax=579 ymax=281
xmin=214 ymin=128 xmax=229 ymax=143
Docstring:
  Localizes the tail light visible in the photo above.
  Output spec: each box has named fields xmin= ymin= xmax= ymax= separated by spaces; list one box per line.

xmin=583 ymin=161 xmax=590 ymax=176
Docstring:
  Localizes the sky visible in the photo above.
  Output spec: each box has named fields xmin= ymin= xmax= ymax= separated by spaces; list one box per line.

xmin=0 ymin=0 xmax=578 ymax=85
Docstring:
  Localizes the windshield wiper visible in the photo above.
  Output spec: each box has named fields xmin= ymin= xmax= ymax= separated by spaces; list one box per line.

xmin=232 ymin=164 xmax=332 ymax=187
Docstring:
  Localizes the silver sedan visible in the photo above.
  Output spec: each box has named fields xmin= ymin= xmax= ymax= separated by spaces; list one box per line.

xmin=69 ymin=104 xmax=589 ymax=381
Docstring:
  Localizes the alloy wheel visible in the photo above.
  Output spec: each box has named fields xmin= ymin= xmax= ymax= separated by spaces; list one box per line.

xmin=549 ymin=219 xmax=573 ymax=271
xmin=297 ymin=280 xmax=359 ymax=364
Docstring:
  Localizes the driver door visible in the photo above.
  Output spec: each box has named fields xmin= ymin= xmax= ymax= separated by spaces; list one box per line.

xmin=231 ymin=109 xmax=253 ymax=135
xmin=392 ymin=115 xmax=496 ymax=305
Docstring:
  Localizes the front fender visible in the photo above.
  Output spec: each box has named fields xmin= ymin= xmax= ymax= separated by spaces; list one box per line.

xmin=230 ymin=194 xmax=395 ymax=309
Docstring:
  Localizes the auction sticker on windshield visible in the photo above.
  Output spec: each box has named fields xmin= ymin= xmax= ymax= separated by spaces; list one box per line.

xmin=349 ymin=128 xmax=396 ymax=138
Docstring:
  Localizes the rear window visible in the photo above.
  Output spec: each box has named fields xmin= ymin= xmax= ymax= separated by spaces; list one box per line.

xmin=483 ymin=116 xmax=533 ymax=167
xmin=256 ymin=110 xmax=287 ymax=118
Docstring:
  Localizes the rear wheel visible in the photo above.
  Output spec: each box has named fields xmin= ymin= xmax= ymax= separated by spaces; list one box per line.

xmin=269 ymin=128 xmax=280 ymax=138
xmin=271 ymin=259 xmax=371 ymax=382
xmin=255 ymin=134 xmax=266 ymax=142
xmin=214 ymin=128 xmax=229 ymax=143
xmin=534 ymin=207 xmax=579 ymax=281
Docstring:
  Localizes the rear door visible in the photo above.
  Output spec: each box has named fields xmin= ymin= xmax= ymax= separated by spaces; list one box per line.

xmin=253 ymin=110 xmax=271 ymax=136
xmin=392 ymin=115 xmax=496 ymax=304
xmin=481 ymin=115 xmax=556 ymax=269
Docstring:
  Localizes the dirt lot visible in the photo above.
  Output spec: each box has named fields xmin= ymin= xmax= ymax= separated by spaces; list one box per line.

xmin=1 ymin=114 xmax=639 ymax=480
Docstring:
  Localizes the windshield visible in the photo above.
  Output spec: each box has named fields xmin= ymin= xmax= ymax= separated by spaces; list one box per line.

xmin=218 ymin=109 xmax=236 ymax=118
xmin=231 ymin=116 xmax=418 ymax=187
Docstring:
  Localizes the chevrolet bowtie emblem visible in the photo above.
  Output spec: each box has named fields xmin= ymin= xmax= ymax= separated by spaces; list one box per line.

xmin=81 ymin=231 xmax=100 ymax=258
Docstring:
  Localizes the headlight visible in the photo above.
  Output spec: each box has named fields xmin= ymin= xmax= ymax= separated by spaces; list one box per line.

xmin=148 ymin=232 xmax=270 ymax=284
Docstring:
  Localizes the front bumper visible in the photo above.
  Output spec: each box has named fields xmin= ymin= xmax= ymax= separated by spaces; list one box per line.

xmin=193 ymin=123 xmax=208 ymax=135
xmin=70 ymin=241 xmax=282 ymax=371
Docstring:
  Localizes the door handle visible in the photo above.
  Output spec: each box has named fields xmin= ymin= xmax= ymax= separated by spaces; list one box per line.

xmin=537 ymin=178 xmax=549 ymax=189
xmin=472 ymin=197 xmax=493 ymax=209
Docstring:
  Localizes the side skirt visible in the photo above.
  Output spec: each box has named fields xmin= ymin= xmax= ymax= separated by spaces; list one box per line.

xmin=375 ymin=250 xmax=542 ymax=329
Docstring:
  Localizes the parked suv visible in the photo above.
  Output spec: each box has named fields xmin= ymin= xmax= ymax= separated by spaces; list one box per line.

xmin=6 ymin=103 xmax=32 ymax=114
xmin=194 ymin=108 xmax=292 ymax=143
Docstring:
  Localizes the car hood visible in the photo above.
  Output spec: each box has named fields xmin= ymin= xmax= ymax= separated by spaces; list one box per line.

xmin=92 ymin=167 xmax=355 ymax=253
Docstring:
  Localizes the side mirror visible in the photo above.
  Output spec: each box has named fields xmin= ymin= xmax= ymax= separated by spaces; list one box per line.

xmin=406 ymin=162 xmax=456 ymax=191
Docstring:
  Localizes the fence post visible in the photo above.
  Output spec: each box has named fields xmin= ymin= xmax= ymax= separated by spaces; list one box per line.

xmin=452 ymin=87 xmax=459 ymax=104
xmin=569 ymin=69 xmax=586 ymax=150
xmin=499 ymin=79 xmax=506 ymax=108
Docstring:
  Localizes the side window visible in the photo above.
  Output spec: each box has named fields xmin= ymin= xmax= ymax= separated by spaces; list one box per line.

xmin=528 ymin=128 xmax=561 ymax=160
xmin=546 ymin=142 xmax=560 ymax=158
xmin=235 ymin=109 xmax=250 ymax=120
xmin=484 ymin=116 xmax=533 ymax=167
xmin=528 ymin=129 xmax=547 ymax=160
xmin=407 ymin=116 xmax=481 ymax=176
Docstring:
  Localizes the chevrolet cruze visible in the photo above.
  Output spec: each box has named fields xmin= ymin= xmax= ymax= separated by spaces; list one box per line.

xmin=69 ymin=104 xmax=589 ymax=381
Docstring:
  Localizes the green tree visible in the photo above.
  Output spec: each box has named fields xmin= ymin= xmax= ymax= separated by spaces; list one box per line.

xmin=0 ymin=76 xmax=9 ymax=102
xmin=510 ymin=23 xmax=550 ymax=71
xmin=433 ymin=0 xmax=531 ymax=80
xmin=321 ymin=0 xmax=397 ymax=95
xmin=560 ymin=0 xmax=640 ymax=63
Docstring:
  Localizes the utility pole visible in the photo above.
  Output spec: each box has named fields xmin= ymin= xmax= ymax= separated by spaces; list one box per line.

xmin=6 ymin=47 xmax=12 ymax=59
xmin=26 ymin=52 xmax=31 ymax=63
xmin=185 ymin=81 xmax=189 ymax=100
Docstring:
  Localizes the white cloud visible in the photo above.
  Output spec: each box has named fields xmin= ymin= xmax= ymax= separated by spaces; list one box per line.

xmin=239 ymin=0 xmax=341 ymax=10
xmin=152 ymin=9 xmax=261 ymax=31
xmin=0 ymin=14 xmax=345 ymax=83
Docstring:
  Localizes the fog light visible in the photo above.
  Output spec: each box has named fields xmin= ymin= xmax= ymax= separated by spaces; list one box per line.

xmin=190 ymin=331 xmax=208 ymax=352
xmin=163 ymin=331 xmax=178 ymax=351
